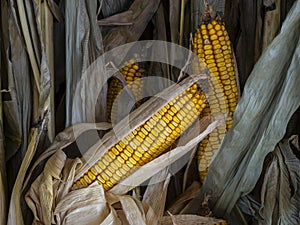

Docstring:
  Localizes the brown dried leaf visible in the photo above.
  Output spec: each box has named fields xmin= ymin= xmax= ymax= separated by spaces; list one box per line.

xmin=65 ymin=0 xmax=104 ymax=126
xmin=103 ymin=0 xmax=161 ymax=51
xmin=167 ymin=182 xmax=201 ymax=215
xmin=8 ymin=128 xmax=40 ymax=225
xmin=98 ymin=10 xmax=134 ymax=26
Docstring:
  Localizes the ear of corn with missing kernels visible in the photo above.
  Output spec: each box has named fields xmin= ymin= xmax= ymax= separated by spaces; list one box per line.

xmin=193 ymin=12 xmax=239 ymax=182
xmin=107 ymin=60 xmax=143 ymax=122
xmin=73 ymin=83 xmax=207 ymax=190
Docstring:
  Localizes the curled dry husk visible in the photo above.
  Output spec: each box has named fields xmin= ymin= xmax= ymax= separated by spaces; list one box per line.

xmin=24 ymin=75 xmax=227 ymax=225
xmin=257 ymin=136 xmax=300 ymax=225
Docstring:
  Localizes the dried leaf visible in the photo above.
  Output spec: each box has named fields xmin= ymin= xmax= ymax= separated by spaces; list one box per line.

xmin=0 ymin=71 xmax=6 ymax=225
xmin=161 ymin=214 xmax=227 ymax=225
xmin=148 ymin=3 xmax=171 ymax=80
xmin=103 ymin=0 xmax=161 ymax=51
xmin=23 ymin=122 xmax=112 ymax=191
xmin=143 ymin=168 xmax=171 ymax=225
xmin=15 ymin=0 xmax=41 ymax=94
xmin=167 ymin=182 xmax=201 ymax=215
xmin=262 ymin=0 xmax=281 ymax=50
xmin=169 ymin=0 xmax=180 ymax=44
xmin=258 ymin=155 xmax=280 ymax=224
xmin=101 ymin=0 xmax=131 ymax=18
xmin=237 ymin=195 xmax=260 ymax=217
xmin=26 ymin=149 xmax=150 ymax=224
xmin=40 ymin=0 xmax=56 ymax=141
xmin=98 ymin=10 xmax=134 ymax=26
xmin=46 ymin=0 xmax=64 ymax=22
xmin=8 ymin=128 xmax=41 ymax=225
xmin=2 ymin=0 xmax=32 ymax=194
xmin=65 ymin=0 xmax=104 ymax=126
xmin=258 ymin=137 xmax=300 ymax=224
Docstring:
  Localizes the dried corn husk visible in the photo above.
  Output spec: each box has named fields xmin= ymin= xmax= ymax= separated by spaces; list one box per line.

xmin=1 ymin=0 xmax=32 ymax=195
xmin=191 ymin=0 xmax=225 ymax=30
xmin=262 ymin=0 xmax=281 ymax=50
xmin=167 ymin=182 xmax=201 ymax=215
xmin=24 ymin=120 xmax=222 ymax=224
xmin=162 ymin=214 xmax=227 ymax=225
xmin=186 ymin=0 xmax=300 ymax=218
xmin=25 ymin=74 xmax=226 ymax=224
xmin=7 ymin=128 xmax=41 ymax=225
xmin=101 ymin=0 xmax=133 ymax=18
xmin=0 ymin=40 xmax=7 ymax=225
xmin=4 ymin=0 xmax=63 ymax=224
xmin=257 ymin=136 xmax=300 ymax=225
xmin=103 ymin=0 xmax=161 ymax=51
xmin=65 ymin=0 xmax=104 ymax=126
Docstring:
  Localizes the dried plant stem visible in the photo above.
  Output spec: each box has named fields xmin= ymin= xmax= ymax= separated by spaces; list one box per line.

xmin=16 ymin=0 xmax=40 ymax=124
xmin=179 ymin=0 xmax=185 ymax=46
xmin=42 ymin=0 xmax=55 ymax=142
xmin=0 ymin=79 xmax=7 ymax=225
xmin=16 ymin=0 xmax=41 ymax=93
xmin=235 ymin=205 xmax=248 ymax=225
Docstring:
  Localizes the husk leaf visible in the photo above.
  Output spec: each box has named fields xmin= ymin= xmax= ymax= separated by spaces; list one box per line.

xmin=65 ymin=0 xmax=104 ymax=126
xmin=257 ymin=136 xmax=300 ymax=224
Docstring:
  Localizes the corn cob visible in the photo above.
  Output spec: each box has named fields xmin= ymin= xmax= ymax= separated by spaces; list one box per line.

xmin=73 ymin=84 xmax=207 ymax=190
xmin=193 ymin=14 xmax=239 ymax=182
xmin=107 ymin=60 xmax=143 ymax=122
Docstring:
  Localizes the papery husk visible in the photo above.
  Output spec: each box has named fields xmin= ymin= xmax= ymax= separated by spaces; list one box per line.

xmin=26 ymin=149 xmax=165 ymax=225
xmin=262 ymin=0 xmax=281 ymax=50
xmin=5 ymin=0 xmax=65 ymax=223
xmin=7 ymin=128 xmax=41 ymax=225
xmin=191 ymin=0 xmax=225 ymax=30
xmin=6 ymin=121 xmax=111 ymax=225
xmin=142 ymin=168 xmax=171 ymax=225
xmin=25 ymin=118 xmax=223 ymax=225
xmin=161 ymin=214 xmax=227 ymax=225
xmin=25 ymin=74 xmax=226 ymax=224
xmin=167 ymin=182 xmax=201 ymax=215
xmin=39 ymin=0 xmax=55 ymax=142
xmin=101 ymin=0 xmax=131 ymax=18
xmin=149 ymin=2 xmax=171 ymax=81
xmin=170 ymin=0 xmax=181 ymax=44
xmin=103 ymin=0 xmax=161 ymax=51
xmin=257 ymin=136 xmax=300 ymax=224
xmin=23 ymin=122 xmax=112 ymax=190
xmin=98 ymin=10 xmax=134 ymax=26
xmin=0 ymin=30 xmax=7 ymax=225
xmin=1 ymin=0 xmax=32 ymax=194
xmin=65 ymin=0 xmax=104 ymax=126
